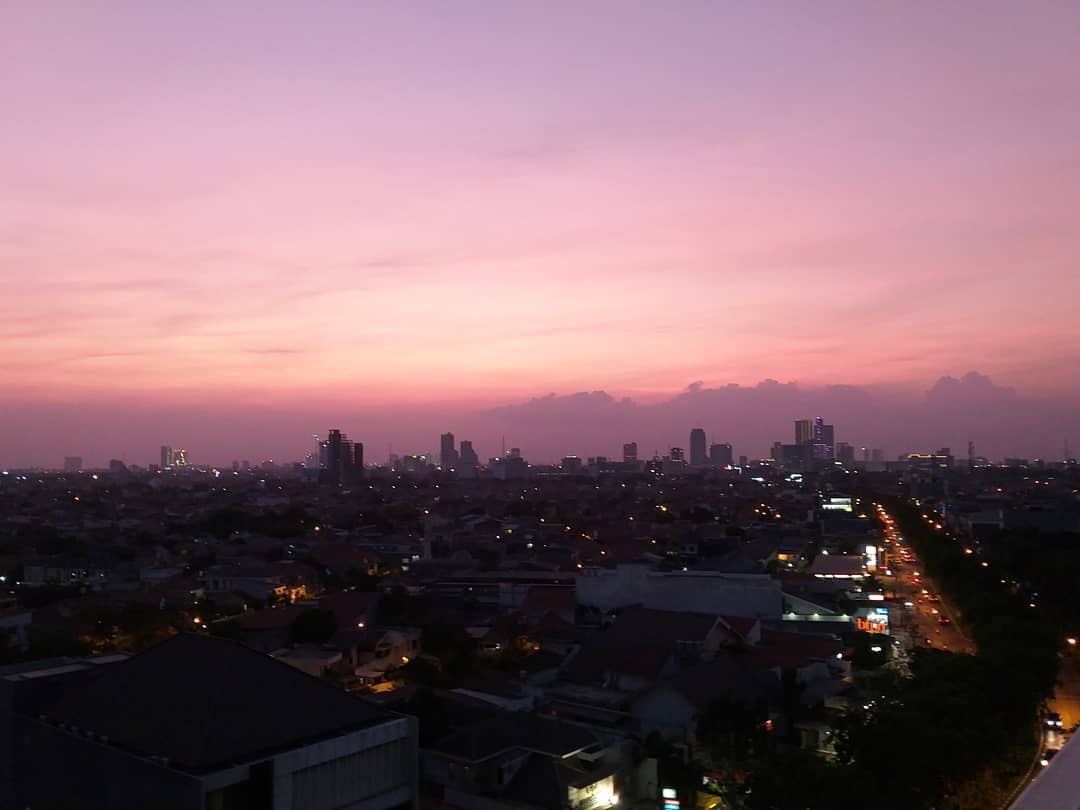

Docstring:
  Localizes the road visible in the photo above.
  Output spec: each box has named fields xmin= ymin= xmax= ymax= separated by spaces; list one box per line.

xmin=873 ymin=503 xmax=976 ymax=657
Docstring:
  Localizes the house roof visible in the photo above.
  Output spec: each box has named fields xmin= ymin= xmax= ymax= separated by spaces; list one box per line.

xmin=42 ymin=633 xmax=392 ymax=773
xmin=519 ymin=585 xmax=575 ymax=617
xmin=562 ymin=636 xmax=672 ymax=682
xmin=608 ymin=606 xmax=719 ymax=643
xmin=231 ymin=604 xmax=304 ymax=631
xmin=718 ymin=615 xmax=759 ymax=642
xmin=427 ymin=712 xmax=596 ymax=764
xmin=748 ymin=630 xmax=843 ymax=670
xmin=663 ymin=655 xmax=780 ymax=710
xmin=318 ymin=590 xmax=377 ymax=627
xmin=562 ymin=606 xmax=721 ymax=683
xmin=500 ymin=754 xmax=613 ymax=810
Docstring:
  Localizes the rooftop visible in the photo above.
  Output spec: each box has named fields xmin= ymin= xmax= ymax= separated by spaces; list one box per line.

xmin=42 ymin=633 xmax=393 ymax=773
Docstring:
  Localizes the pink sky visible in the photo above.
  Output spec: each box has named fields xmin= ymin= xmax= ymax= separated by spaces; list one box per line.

xmin=2 ymin=3 xmax=1079 ymax=464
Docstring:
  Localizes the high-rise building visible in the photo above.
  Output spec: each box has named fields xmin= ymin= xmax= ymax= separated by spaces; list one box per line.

xmin=709 ymin=442 xmax=733 ymax=468
xmin=173 ymin=448 xmax=188 ymax=467
xmin=623 ymin=442 xmax=638 ymax=463
xmin=689 ymin=429 xmax=707 ymax=467
xmin=795 ymin=417 xmax=834 ymax=462
xmin=160 ymin=446 xmax=174 ymax=468
xmin=63 ymin=457 xmax=82 ymax=473
xmin=836 ymin=442 xmax=855 ymax=465
xmin=795 ymin=419 xmax=814 ymax=446
xmin=561 ymin=456 xmax=583 ymax=474
xmin=669 ymin=447 xmax=686 ymax=463
xmin=459 ymin=440 xmax=478 ymax=467
xmin=440 ymin=432 xmax=458 ymax=468
xmin=321 ymin=429 xmax=362 ymax=485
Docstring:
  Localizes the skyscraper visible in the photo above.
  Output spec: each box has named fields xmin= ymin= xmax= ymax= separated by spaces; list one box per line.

xmin=795 ymin=419 xmax=814 ymax=446
xmin=322 ymin=429 xmax=361 ymax=485
xmin=459 ymin=440 xmax=478 ymax=467
xmin=623 ymin=442 xmax=638 ymax=463
xmin=440 ymin=432 xmax=458 ymax=468
xmin=689 ymin=428 xmax=707 ymax=467
xmin=709 ymin=442 xmax=733 ymax=468
xmin=160 ymin=446 xmax=174 ymax=468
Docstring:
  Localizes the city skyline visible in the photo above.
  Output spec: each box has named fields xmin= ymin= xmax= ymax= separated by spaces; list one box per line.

xmin=8 ymin=371 xmax=1076 ymax=470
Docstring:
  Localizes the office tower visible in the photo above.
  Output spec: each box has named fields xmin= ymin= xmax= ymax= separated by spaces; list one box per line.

xmin=669 ymin=447 xmax=686 ymax=463
xmin=173 ymin=448 xmax=188 ymax=467
xmin=160 ymin=446 xmax=174 ymax=468
xmin=323 ymin=429 xmax=354 ymax=484
xmin=623 ymin=442 xmax=638 ymax=463
xmin=795 ymin=419 xmax=814 ymax=446
xmin=440 ymin=432 xmax=458 ymax=468
xmin=739 ymin=455 xmax=749 ymax=467
xmin=561 ymin=456 xmax=583 ymax=473
xmin=459 ymin=440 xmax=478 ymax=467
xmin=836 ymin=442 xmax=855 ymax=465
xmin=710 ymin=442 xmax=733 ymax=468
xmin=326 ymin=429 xmax=345 ymax=477
xmin=689 ymin=428 xmax=707 ymax=467
xmin=813 ymin=416 xmax=824 ymax=443
xmin=822 ymin=424 xmax=835 ymax=451
xmin=353 ymin=442 xmax=364 ymax=471
xmin=63 ymin=457 xmax=82 ymax=473
xmin=862 ymin=447 xmax=870 ymax=463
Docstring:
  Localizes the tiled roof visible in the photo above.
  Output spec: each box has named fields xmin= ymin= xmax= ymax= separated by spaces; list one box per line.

xmin=427 ymin=712 xmax=595 ymax=763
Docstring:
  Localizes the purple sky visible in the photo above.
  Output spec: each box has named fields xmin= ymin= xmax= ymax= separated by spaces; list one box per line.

xmin=2 ymin=3 xmax=1078 ymax=466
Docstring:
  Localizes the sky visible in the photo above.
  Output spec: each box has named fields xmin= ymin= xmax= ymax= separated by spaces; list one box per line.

xmin=2 ymin=2 xmax=1079 ymax=466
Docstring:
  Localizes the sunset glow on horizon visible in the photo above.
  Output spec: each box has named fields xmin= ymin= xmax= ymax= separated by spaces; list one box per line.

xmin=3 ymin=3 xmax=1080 ymax=463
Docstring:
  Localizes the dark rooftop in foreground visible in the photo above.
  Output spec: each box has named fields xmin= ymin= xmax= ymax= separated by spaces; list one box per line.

xmin=42 ymin=632 xmax=393 ymax=773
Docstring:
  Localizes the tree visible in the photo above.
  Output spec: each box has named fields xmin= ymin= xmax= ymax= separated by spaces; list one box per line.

xmin=846 ymin=631 xmax=890 ymax=670
xmin=697 ymin=697 xmax=768 ymax=762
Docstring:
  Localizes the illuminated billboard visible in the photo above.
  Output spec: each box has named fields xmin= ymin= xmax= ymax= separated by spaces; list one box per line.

xmin=855 ymin=608 xmax=890 ymax=634
xmin=821 ymin=495 xmax=853 ymax=512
